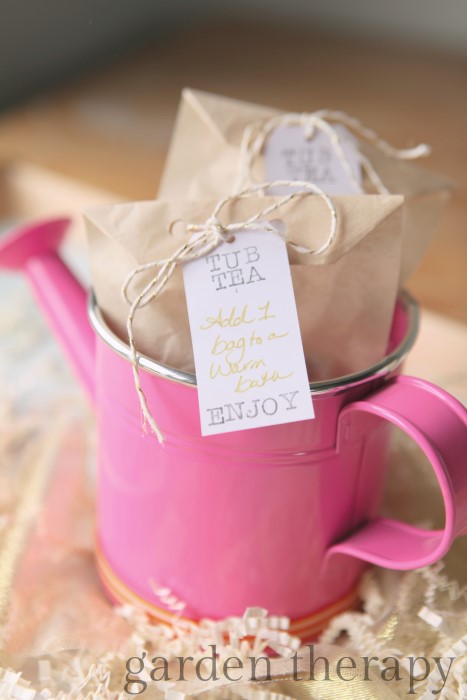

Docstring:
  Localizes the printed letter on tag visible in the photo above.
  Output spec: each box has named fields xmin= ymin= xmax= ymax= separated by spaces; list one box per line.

xmin=183 ymin=226 xmax=314 ymax=435
xmin=263 ymin=124 xmax=363 ymax=195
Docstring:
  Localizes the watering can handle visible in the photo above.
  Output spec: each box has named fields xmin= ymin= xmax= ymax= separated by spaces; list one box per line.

xmin=328 ymin=375 xmax=467 ymax=569
xmin=0 ymin=219 xmax=95 ymax=400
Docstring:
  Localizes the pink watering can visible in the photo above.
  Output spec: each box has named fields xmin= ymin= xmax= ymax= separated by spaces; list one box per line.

xmin=1 ymin=217 xmax=466 ymax=639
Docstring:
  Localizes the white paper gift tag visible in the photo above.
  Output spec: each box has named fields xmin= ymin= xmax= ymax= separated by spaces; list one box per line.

xmin=183 ymin=226 xmax=314 ymax=435
xmin=263 ymin=124 xmax=363 ymax=195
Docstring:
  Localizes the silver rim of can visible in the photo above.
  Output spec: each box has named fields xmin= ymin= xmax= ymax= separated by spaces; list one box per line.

xmin=88 ymin=291 xmax=419 ymax=394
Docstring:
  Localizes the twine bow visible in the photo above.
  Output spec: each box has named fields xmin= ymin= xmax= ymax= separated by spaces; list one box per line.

xmin=235 ymin=109 xmax=431 ymax=194
xmin=121 ymin=180 xmax=338 ymax=443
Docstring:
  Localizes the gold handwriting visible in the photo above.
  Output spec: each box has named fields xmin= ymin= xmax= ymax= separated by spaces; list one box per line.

xmin=234 ymin=370 xmax=294 ymax=393
xmin=201 ymin=305 xmax=255 ymax=330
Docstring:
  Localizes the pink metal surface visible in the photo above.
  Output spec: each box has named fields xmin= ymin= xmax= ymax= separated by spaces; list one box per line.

xmin=329 ymin=376 xmax=467 ymax=568
xmin=1 ymin=218 xmax=466 ymax=623
xmin=0 ymin=219 xmax=95 ymax=400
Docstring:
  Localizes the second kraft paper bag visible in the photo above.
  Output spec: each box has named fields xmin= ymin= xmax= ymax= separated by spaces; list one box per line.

xmin=158 ymin=89 xmax=452 ymax=283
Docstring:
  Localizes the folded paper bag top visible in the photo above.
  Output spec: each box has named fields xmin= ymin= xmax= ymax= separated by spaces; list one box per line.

xmin=158 ymin=89 xmax=452 ymax=283
xmin=84 ymin=194 xmax=403 ymax=381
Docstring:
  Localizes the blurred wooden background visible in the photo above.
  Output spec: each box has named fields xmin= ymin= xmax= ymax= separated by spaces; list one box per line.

xmin=0 ymin=23 xmax=466 ymax=321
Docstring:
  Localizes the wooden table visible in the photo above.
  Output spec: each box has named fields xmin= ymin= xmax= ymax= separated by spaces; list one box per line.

xmin=0 ymin=22 xmax=465 ymax=321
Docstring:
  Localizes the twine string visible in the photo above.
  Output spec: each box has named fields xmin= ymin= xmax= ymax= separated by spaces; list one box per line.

xmin=121 ymin=180 xmax=338 ymax=443
xmin=235 ymin=110 xmax=431 ymax=194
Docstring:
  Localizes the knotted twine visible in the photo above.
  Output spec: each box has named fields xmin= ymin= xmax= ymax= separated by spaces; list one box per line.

xmin=234 ymin=109 xmax=431 ymax=194
xmin=121 ymin=180 xmax=338 ymax=443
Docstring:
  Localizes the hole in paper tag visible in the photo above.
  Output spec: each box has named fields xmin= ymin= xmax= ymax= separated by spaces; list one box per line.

xmin=263 ymin=124 xmax=363 ymax=195
xmin=182 ymin=224 xmax=314 ymax=436
xmin=169 ymin=219 xmax=187 ymax=237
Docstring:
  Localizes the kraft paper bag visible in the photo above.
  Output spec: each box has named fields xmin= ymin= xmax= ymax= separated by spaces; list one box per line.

xmin=158 ymin=89 xmax=452 ymax=283
xmin=84 ymin=195 xmax=403 ymax=381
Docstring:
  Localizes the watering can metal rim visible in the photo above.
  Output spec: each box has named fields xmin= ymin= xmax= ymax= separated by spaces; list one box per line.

xmin=88 ymin=290 xmax=419 ymax=394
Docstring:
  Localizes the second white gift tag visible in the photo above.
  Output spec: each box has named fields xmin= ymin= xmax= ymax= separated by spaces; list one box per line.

xmin=183 ymin=225 xmax=314 ymax=436
xmin=263 ymin=124 xmax=363 ymax=195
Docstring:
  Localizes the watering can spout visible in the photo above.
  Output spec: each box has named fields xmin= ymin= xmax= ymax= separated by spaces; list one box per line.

xmin=0 ymin=218 xmax=95 ymax=402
